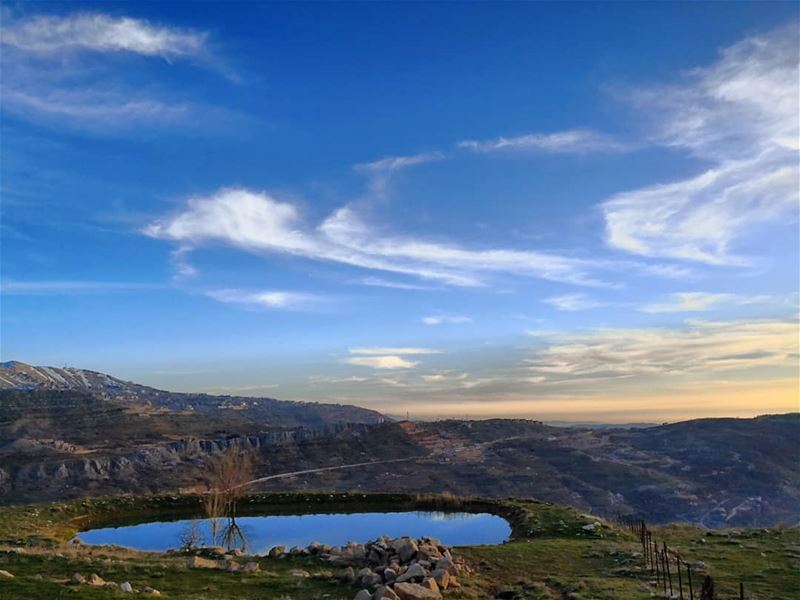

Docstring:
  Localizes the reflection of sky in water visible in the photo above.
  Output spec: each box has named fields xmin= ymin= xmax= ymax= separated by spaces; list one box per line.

xmin=78 ymin=511 xmax=510 ymax=553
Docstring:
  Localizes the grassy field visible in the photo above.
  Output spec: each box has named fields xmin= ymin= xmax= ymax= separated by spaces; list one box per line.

xmin=0 ymin=493 xmax=796 ymax=599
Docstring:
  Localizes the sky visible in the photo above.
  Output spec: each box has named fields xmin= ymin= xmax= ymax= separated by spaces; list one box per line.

xmin=1 ymin=1 xmax=798 ymax=422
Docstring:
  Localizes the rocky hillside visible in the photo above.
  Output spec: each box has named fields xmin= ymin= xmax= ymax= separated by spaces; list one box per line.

xmin=0 ymin=361 xmax=385 ymax=428
xmin=1 ymin=363 xmax=797 ymax=527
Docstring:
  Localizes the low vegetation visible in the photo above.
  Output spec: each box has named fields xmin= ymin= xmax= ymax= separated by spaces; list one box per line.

xmin=0 ymin=492 xmax=796 ymax=599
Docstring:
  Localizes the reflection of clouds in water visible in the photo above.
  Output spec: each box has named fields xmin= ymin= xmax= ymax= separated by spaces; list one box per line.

xmin=79 ymin=511 xmax=510 ymax=553
xmin=416 ymin=511 xmax=484 ymax=522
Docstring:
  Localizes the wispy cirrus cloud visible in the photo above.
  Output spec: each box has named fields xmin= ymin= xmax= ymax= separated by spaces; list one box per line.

xmin=458 ymin=128 xmax=630 ymax=153
xmin=353 ymin=151 xmax=445 ymax=200
xmin=602 ymin=23 xmax=799 ymax=266
xmin=525 ymin=318 xmax=797 ymax=381
xmin=205 ymin=289 xmax=323 ymax=310
xmin=143 ymin=187 xmax=619 ymax=287
xmin=639 ymin=291 xmax=773 ymax=313
xmin=542 ymin=293 xmax=603 ymax=311
xmin=1 ymin=13 xmax=207 ymax=58
xmin=0 ymin=11 xmax=230 ymax=130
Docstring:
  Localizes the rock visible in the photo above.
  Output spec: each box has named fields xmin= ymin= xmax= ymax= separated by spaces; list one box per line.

xmin=581 ymin=523 xmax=597 ymax=532
xmin=289 ymin=546 xmax=304 ymax=556
xmin=87 ymin=573 xmax=105 ymax=586
xmin=119 ymin=582 xmax=133 ymax=593
xmin=391 ymin=538 xmax=419 ymax=563
xmin=433 ymin=558 xmax=457 ymax=575
xmin=431 ymin=569 xmax=449 ymax=589
xmin=421 ymin=577 xmax=440 ymax=593
xmin=393 ymin=582 xmax=443 ymax=600
xmin=336 ymin=566 xmax=356 ymax=583
xmin=383 ymin=567 xmax=397 ymax=582
xmin=417 ymin=544 xmax=442 ymax=561
xmin=289 ymin=569 xmax=310 ymax=578
xmin=308 ymin=541 xmax=322 ymax=553
xmin=70 ymin=573 xmax=85 ymax=585
xmin=361 ymin=571 xmax=383 ymax=587
xmin=396 ymin=563 xmax=426 ymax=583
xmin=207 ymin=546 xmax=227 ymax=556
xmin=225 ymin=560 xmax=242 ymax=572
xmin=0 ymin=570 xmax=14 ymax=579
xmin=268 ymin=545 xmax=286 ymax=558
xmin=354 ymin=590 xmax=372 ymax=600
xmin=373 ymin=585 xmax=400 ymax=600
xmin=187 ymin=556 xmax=218 ymax=569
xmin=229 ymin=548 xmax=245 ymax=557
xmin=243 ymin=561 xmax=260 ymax=573
xmin=143 ymin=587 xmax=162 ymax=596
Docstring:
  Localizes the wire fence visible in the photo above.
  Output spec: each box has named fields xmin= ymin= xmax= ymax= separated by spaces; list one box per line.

xmin=617 ymin=515 xmax=748 ymax=600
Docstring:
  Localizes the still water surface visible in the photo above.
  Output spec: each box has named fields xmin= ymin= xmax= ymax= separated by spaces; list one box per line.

xmin=78 ymin=511 xmax=510 ymax=553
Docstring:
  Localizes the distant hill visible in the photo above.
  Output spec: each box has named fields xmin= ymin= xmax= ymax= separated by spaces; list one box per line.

xmin=0 ymin=361 xmax=385 ymax=428
xmin=0 ymin=362 xmax=797 ymax=527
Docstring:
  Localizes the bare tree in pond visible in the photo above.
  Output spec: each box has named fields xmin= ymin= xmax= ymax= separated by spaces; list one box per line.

xmin=203 ymin=447 xmax=255 ymax=520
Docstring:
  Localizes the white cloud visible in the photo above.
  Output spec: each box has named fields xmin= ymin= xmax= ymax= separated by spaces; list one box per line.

xmin=603 ymin=23 xmax=799 ymax=265
xmin=458 ymin=128 xmax=629 ymax=153
xmin=640 ymin=292 xmax=734 ymax=313
xmin=345 ymin=355 xmax=418 ymax=369
xmin=526 ymin=318 xmax=797 ymax=381
xmin=1 ymin=13 xmax=207 ymax=58
xmin=639 ymin=292 xmax=780 ymax=313
xmin=542 ymin=293 xmax=603 ymax=311
xmin=144 ymin=187 xmax=614 ymax=287
xmin=205 ymin=289 xmax=321 ymax=310
xmin=2 ymin=88 xmax=189 ymax=124
xmin=356 ymin=277 xmax=435 ymax=291
xmin=354 ymin=151 xmax=445 ymax=200
xmin=348 ymin=347 xmax=441 ymax=355
xmin=422 ymin=315 xmax=472 ymax=325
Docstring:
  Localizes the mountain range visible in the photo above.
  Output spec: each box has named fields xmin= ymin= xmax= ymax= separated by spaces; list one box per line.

xmin=1 ymin=361 xmax=798 ymax=528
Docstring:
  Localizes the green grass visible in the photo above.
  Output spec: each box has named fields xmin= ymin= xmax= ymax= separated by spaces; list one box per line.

xmin=0 ymin=492 xmax=796 ymax=599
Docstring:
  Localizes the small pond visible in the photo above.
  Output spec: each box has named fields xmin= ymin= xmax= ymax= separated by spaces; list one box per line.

xmin=77 ymin=511 xmax=510 ymax=553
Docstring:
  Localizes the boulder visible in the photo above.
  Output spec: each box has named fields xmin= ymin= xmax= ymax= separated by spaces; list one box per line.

xmin=0 ymin=570 xmax=14 ymax=579
xmin=336 ymin=566 xmax=356 ymax=583
xmin=354 ymin=590 xmax=372 ymax=600
xmin=119 ymin=582 xmax=133 ymax=593
xmin=187 ymin=556 xmax=218 ymax=569
xmin=433 ymin=558 xmax=457 ymax=575
xmin=383 ymin=567 xmax=397 ymax=582
xmin=361 ymin=571 xmax=382 ymax=587
xmin=391 ymin=538 xmax=418 ymax=563
xmin=373 ymin=585 xmax=400 ymax=600
xmin=87 ymin=573 xmax=106 ymax=586
xmin=417 ymin=544 xmax=442 ymax=561
xmin=225 ymin=560 xmax=242 ymax=572
xmin=393 ymin=582 xmax=443 ymax=600
xmin=70 ymin=573 xmax=85 ymax=585
xmin=207 ymin=546 xmax=227 ymax=556
xmin=243 ymin=561 xmax=260 ymax=573
xmin=268 ymin=545 xmax=285 ymax=558
xmin=421 ymin=577 xmax=439 ymax=593
xmin=395 ymin=563 xmax=426 ymax=583
xmin=143 ymin=587 xmax=162 ymax=596
xmin=289 ymin=569 xmax=310 ymax=578
xmin=431 ymin=568 xmax=449 ymax=589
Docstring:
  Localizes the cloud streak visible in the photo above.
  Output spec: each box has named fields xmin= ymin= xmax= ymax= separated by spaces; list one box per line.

xmin=602 ymin=23 xmax=799 ymax=266
xmin=458 ymin=128 xmax=629 ymax=153
xmin=206 ymin=289 xmax=323 ymax=310
xmin=143 ymin=187 xmax=620 ymax=287
xmin=1 ymin=13 xmax=208 ymax=58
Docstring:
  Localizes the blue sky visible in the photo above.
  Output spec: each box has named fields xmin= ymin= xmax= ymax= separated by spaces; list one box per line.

xmin=2 ymin=2 xmax=798 ymax=421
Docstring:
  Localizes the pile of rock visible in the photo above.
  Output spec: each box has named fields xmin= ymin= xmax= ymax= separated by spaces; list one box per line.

xmin=267 ymin=536 xmax=470 ymax=599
